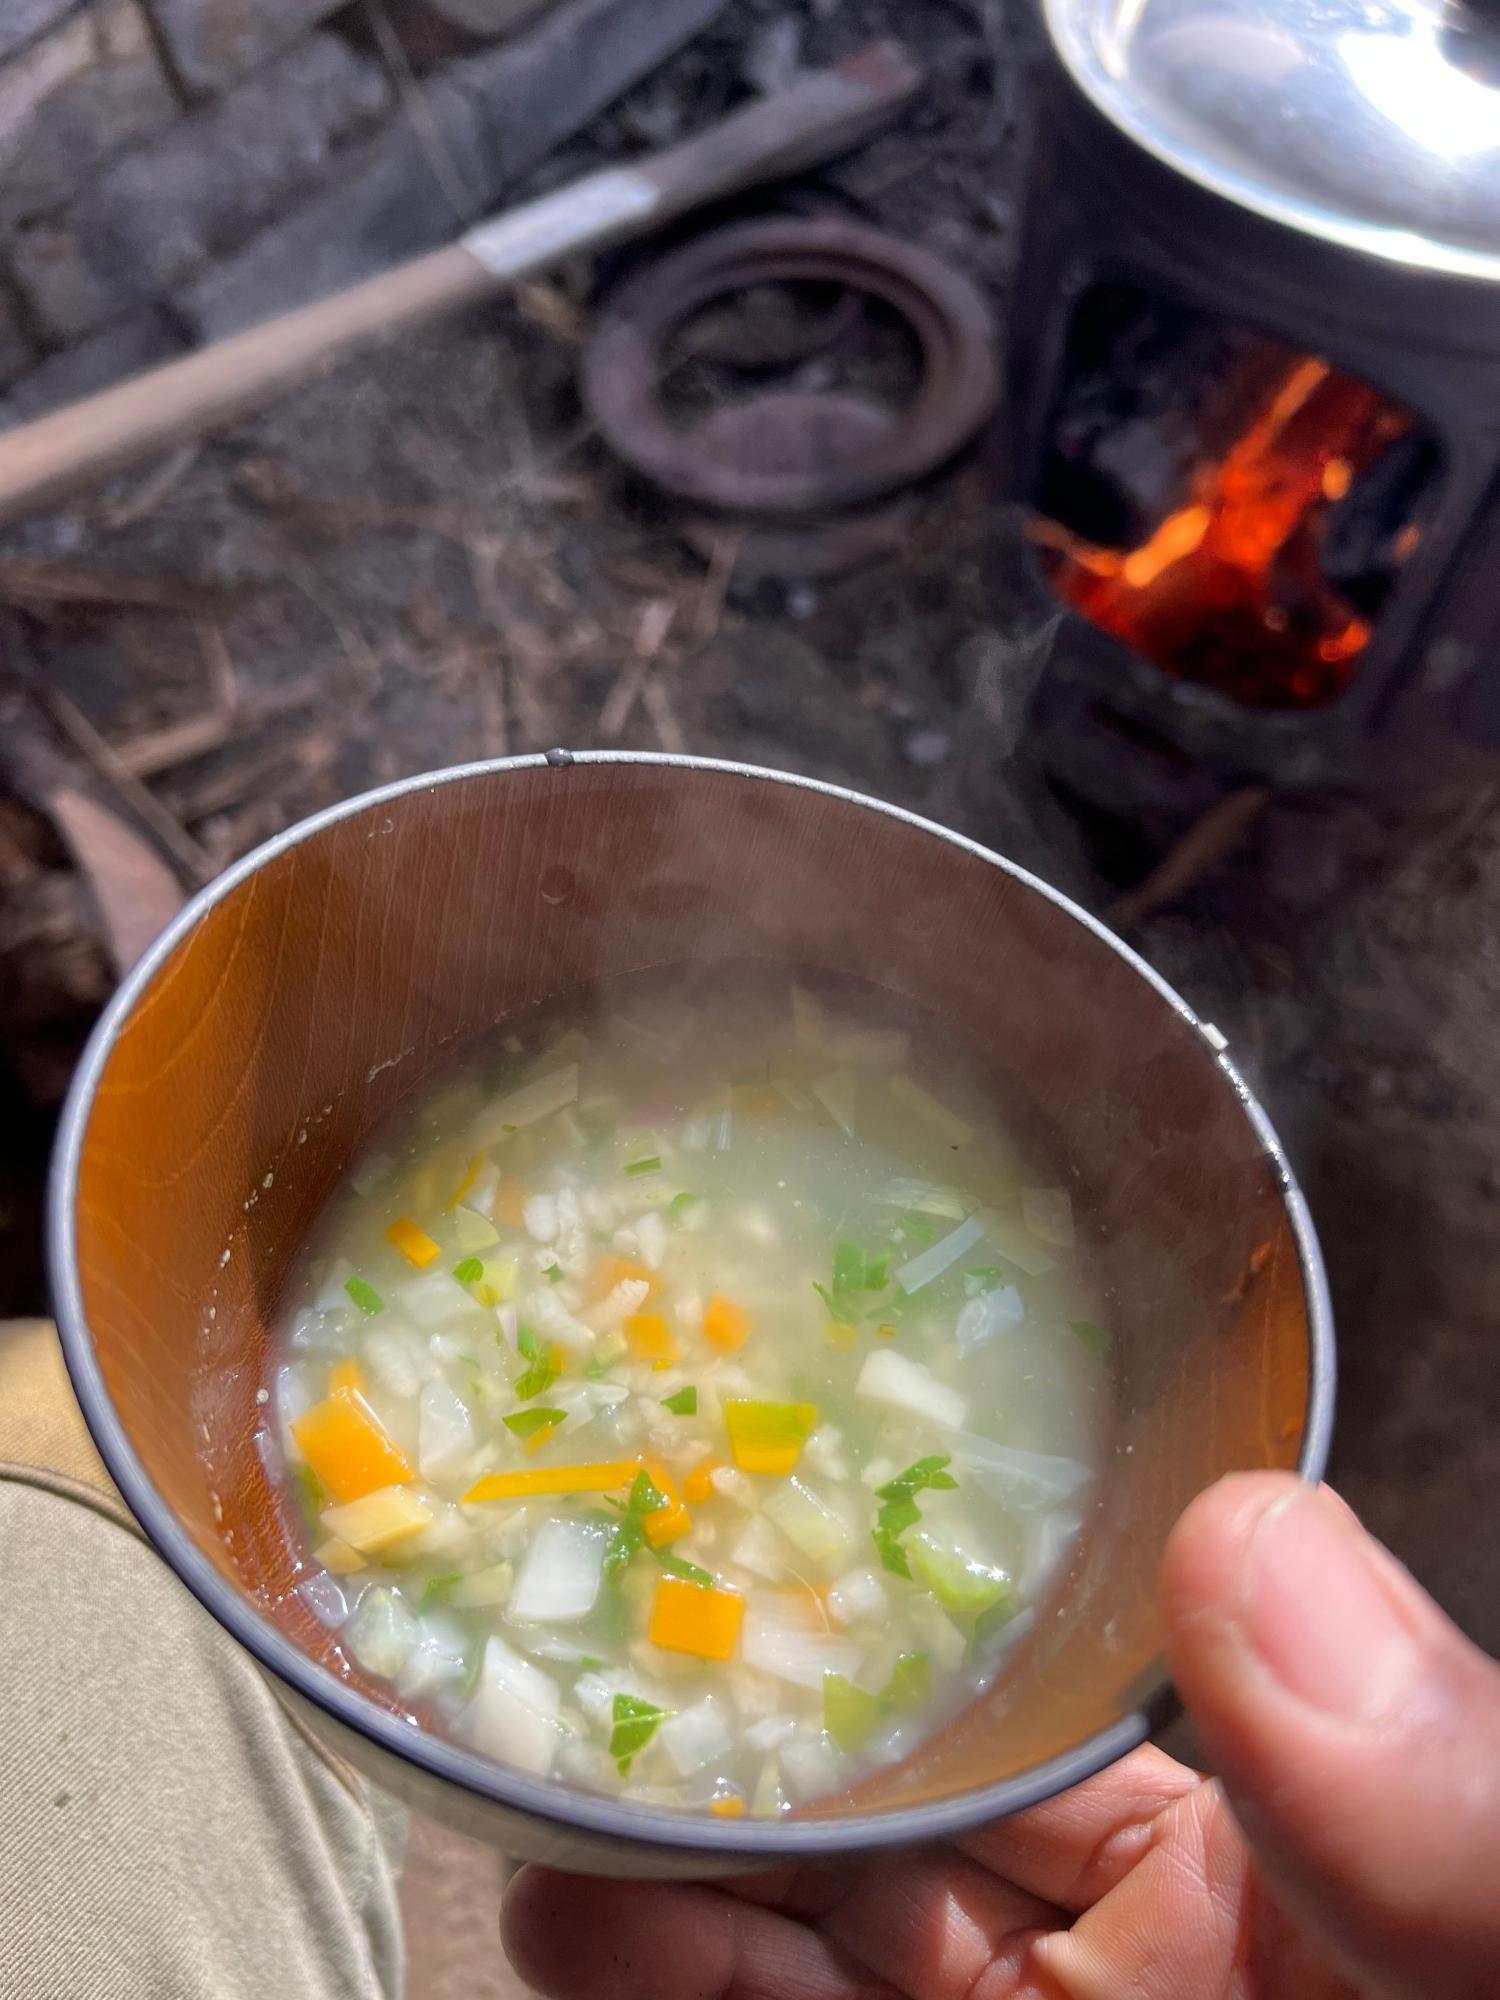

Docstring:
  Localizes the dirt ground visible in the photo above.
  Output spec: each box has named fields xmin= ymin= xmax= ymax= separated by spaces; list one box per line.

xmin=2 ymin=0 xmax=1498 ymax=1990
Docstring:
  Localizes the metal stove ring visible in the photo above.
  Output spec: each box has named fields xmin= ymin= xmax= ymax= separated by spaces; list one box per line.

xmin=581 ymin=218 xmax=1000 ymax=516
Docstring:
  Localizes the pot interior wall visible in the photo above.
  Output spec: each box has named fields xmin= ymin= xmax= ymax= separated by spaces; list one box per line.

xmin=72 ymin=761 xmax=1312 ymax=1816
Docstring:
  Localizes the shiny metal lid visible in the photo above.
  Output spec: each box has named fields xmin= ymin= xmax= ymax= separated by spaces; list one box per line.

xmin=1043 ymin=0 xmax=1500 ymax=282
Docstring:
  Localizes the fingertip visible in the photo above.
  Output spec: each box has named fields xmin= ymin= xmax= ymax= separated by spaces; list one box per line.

xmin=500 ymin=1865 xmax=587 ymax=1994
xmin=1160 ymin=1470 xmax=1307 ymax=1631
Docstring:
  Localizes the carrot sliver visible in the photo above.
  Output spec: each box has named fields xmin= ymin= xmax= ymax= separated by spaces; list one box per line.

xmin=493 ymin=1176 xmax=527 ymax=1229
xmin=592 ymin=1254 xmax=661 ymax=1305
xmin=683 ymin=1455 xmax=722 ymax=1505
xmin=329 ymin=1357 xmax=364 ymax=1393
xmin=648 ymin=1575 xmax=744 ymax=1661
xmin=625 ymin=1312 xmax=679 ymax=1365
xmin=642 ymin=1457 xmax=690 ymax=1547
xmin=702 ymin=1295 xmax=752 ymax=1354
xmin=463 ymin=1461 xmax=638 ymax=1504
xmin=708 ymin=1794 xmax=746 ymax=1819
xmin=386 ymin=1216 xmax=440 ymax=1268
xmin=448 ymin=1154 xmax=484 ymax=1209
xmin=292 ymin=1387 xmax=412 ymax=1503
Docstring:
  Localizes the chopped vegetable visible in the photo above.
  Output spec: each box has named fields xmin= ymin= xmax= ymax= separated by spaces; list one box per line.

xmin=871 ymin=1455 xmax=958 ymax=1577
xmin=856 ymin=1349 xmax=967 ymax=1431
xmin=610 ymin=1693 xmax=671 ymax=1775
xmin=602 ymin=1468 xmax=666 ymax=1582
xmin=884 ymin=1650 xmax=931 ymax=1709
xmin=907 ymin=1534 xmax=1011 ymax=1623
xmin=763 ymin=1478 xmax=856 ymax=1565
xmin=463 ymin=1461 xmax=638 ymax=1504
xmin=625 ymin=1312 xmax=679 ymax=1365
xmin=955 ymin=1284 xmax=1025 ymax=1353
xmin=1022 ymin=1186 xmax=1074 ymax=1248
xmin=669 ymin=1191 xmax=707 ymax=1228
xmin=659 ymin=1696 xmax=732 ymax=1776
xmin=649 ymin=1575 xmax=745 ymax=1661
xmin=661 ymin=1385 xmax=697 ymax=1416
xmin=641 ymin=1457 xmax=691 ymax=1547
xmin=418 ymin=1380 xmax=474 ymax=1482
xmin=386 ymin=1216 xmax=441 ymax=1269
xmin=822 ymin=1673 xmax=881 ymax=1752
xmin=503 ymin=1407 xmax=566 ymax=1442
xmin=724 ymin=1399 xmax=818 ymax=1477
xmin=709 ymin=1793 xmax=746 ymax=1818
xmin=683 ymin=1455 xmax=723 ymax=1504
xmin=1071 ymin=1319 xmax=1111 ymax=1362
xmin=893 ymin=1213 xmax=988 ymax=1294
xmin=591 ymin=1255 xmax=661 ymax=1305
xmin=888 ymin=1074 xmax=972 ymax=1147
xmin=810 ymin=1068 xmax=857 ymax=1136
xmin=451 ymin=1256 xmax=484 ymax=1283
xmin=344 ymin=1276 xmax=384 ymax=1316
xmin=329 ymin=1358 xmax=363 ymax=1393
xmin=512 ymin=1518 xmax=608 ymax=1623
xmin=421 ymin=1572 xmax=462 ymax=1609
xmin=624 ymin=1154 xmax=662 ymax=1179
xmin=513 ymin=1325 xmax=561 ymax=1401
xmin=702 ymin=1295 xmax=752 ymax=1354
xmin=319 ymin=1483 xmax=432 ymax=1554
xmin=653 ymin=1547 xmax=715 ymax=1588
xmin=312 ymin=1535 xmax=366 ymax=1576
xmin=292 ymin=1385 xmax=413 ymax=1503
xmin=471 ymin=1063 xmax=579 ymax=1148
xmin=462 ymin=1635 xmax=563 ymax=1776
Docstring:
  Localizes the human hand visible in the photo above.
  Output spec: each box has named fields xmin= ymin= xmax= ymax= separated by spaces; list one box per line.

xmin=502 ymin=1474 xmax=1500 ymax=2000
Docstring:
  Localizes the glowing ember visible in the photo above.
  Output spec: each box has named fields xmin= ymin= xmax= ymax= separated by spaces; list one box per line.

xmin=1033 ymin=356 xmax=1420 ymax=709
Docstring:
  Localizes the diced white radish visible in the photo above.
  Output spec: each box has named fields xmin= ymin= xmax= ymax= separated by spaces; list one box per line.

xmin=881 ymin=1179 xmax=968 ymax=1219
xmin=894 ymin=1214 xmax=987 ymax=1294
xmin=313 ymin=1257 xmax=357 ymax=1313
xmin=709 ymin=1467 xmax=757 ymax=1509
xmin=463 ymin=1637 xmax=564 ymax=1775
xmin=742 ymin=1609 xmax=863 ymax=1690
xmin=450 ymin=1563 xmax=512 ymax=1609
xmin=1022 ymin=1187 xmax=1074 ymax=1248
xmin=471 ymin=1064 xmax=578 ymax=1149
xmin=398 ymin=1613 xmax=469 ymax=1698
xmin=296 ymin=1572 xmax=349 ymax=1628
xmin=763 ymin=1479 xmax=856 ymax=1565
xmin=659 ymin=1697 xmax=732 ymax=1777
xmin=828 ymin=1567 xmax=888 ymax=1627
xmin=392 ymin=1273 xmax=479 ymax=1333
xmin=810 ymin=1068 xmax=857 ymax=1136
xmin=781 ymin=1732 xmax=841 ymax=1800
xmin=1021 ymin=1510 xmax=1083 ymax=1598
xmin=745 ymin=1714 xmax=797 ymax=1753
xmin=751 ymin=1759 xmax=787 ymax=1817
xmin=418 ymin=1380 xmax=474 ymax=1481
xmin=348 ymin=1152 xmax=394 ymax=1197
xmin=949 ymin=1432 xmax=1091 ymax=1507
xmin=732 ymin=1514 xmax=788 ymax=1581
xmin=408 ymin=1501 xmax=475 ymax=1560
xmin=955 ymin=1285 xmax=1025 ymax=1353
xmin=888 ymin=1075 xmax=972 ymax=1146
xmin=802 ymin=1425 xmax=847 ymax=1479
xmin=585 ymin=1278 xmax=651 ymax=1334
xmin=274 ymin=1364 xmax=313 ymax=1456
xmin=523 ymin=1193 xmax=559 ymax=1243
xmin=453 ymin=1206 xmax=500 ymax=1254
xmin=906 ymin=1592 xmax=967 ymax=1674
xmin=635 ymin=1209 xmax=668 ymax=1271
xmin=345 ymin=1585 xmax=418 ymax=1678
xmin=458 ymin=1158 xmax=500 ymax=1219
xmin=510 ymin=1519 xmax=606 ymax=1623
xmin=287 ymin=1306 xmax=343 ymax=1352
xmin=524 ymin=1287 xmax=595 ymax=1354
xmin=981 ymin=1213 xmax=1056 ymax=1277
xmin=856 ymin=1349 xmax=967 ymax=1431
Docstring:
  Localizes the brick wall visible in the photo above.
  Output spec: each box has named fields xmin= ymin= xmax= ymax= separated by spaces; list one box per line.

xmin=0 ymin=0 xmax=675 ymax=422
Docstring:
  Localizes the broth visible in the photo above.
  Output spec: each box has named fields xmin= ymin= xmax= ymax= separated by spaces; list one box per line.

xmin=264 ymin=966 xmax=1106 ymax=1817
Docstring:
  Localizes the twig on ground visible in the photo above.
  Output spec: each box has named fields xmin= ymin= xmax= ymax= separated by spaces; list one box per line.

xmin=1108 ymin=785 xmax=1272 ymax=930
xmin=34 ymin=685 xmax=214 ymax=883
xmin=601 ymin=596 xmax=678 ymax=737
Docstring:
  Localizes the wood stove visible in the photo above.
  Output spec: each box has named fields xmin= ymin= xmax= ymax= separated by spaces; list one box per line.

xmin=1007 ymin=0 xmax=1500 ymax=825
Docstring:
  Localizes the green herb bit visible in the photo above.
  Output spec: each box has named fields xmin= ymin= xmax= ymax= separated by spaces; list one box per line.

xmin=545 ymin=1263 xmax=564 ymax=1284
xmin=291 ymin=1463 xmax=326 ymax=1529
xmin=1071 ymin=1319 xmax=1112 ymax=1363
xmin=882 ymin=1651 xmax=931 ymax=1710
xmin=661 ymin=1386 xmax=697 ymax=1416
xmin=823 ymin=1673 xmax=882 ymax=1752
xmin=652 ymin=1547 xmax=714 ymax=1587
xmin=579 ymin=1656 xmax=606 ymax=1673
xmin=421 ymin=1572 xmax=463 ymax=1609
xmin=963 ymin=1265 xmax=1006 ymax=1298
xmin=602 ymin=1469 xmax=666 ymax=1584
xmin=609 ymin=1693 xmax=671 ymax=1775
xmin=584 ymin=1357 xmax=607 ymax=1380
xmin=344 ymin=1275 xmax=384 ymax=1316
xmin=872 ymin=1455 xmax=958 ymax=1577
xmin=503 ymin=1407 xmax=565 ymax=1440
xmin=451 ymin=1257 xmax=484 ymax=1284
xmin=894 ymin=1211 xmax=938 ymax=1247
xmin=668 ymin=1191 xmax=705 ymax=1223
xmin=514 ymin=1349 xmax=560 ymax=1400
xmin=832 ymin=1242 xmax=867 ymax=1294
xmin=517 ymin=1325 xmax=539 ymax=1361
xmin=971 ymin=1589 xmax=1020 ymax=1657
xmin=624 ymin=1155 xmax=662 ymax=1179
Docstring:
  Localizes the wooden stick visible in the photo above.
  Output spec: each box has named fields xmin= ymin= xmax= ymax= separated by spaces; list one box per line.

xmin=0 ymin=47 xmax=919 ymax=528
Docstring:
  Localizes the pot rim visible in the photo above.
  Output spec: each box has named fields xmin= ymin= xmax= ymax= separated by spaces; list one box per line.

xmin=47 ymin=750 xmax=1335 ymax=1860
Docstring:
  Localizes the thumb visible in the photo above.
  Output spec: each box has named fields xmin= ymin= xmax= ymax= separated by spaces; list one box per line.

xmin=1162 ymin=1473 xmax=1500 ymax=2000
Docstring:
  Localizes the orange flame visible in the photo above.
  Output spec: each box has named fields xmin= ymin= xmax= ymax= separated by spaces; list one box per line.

xmin=1033 ymin=356 xmax=1419 ymax=709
